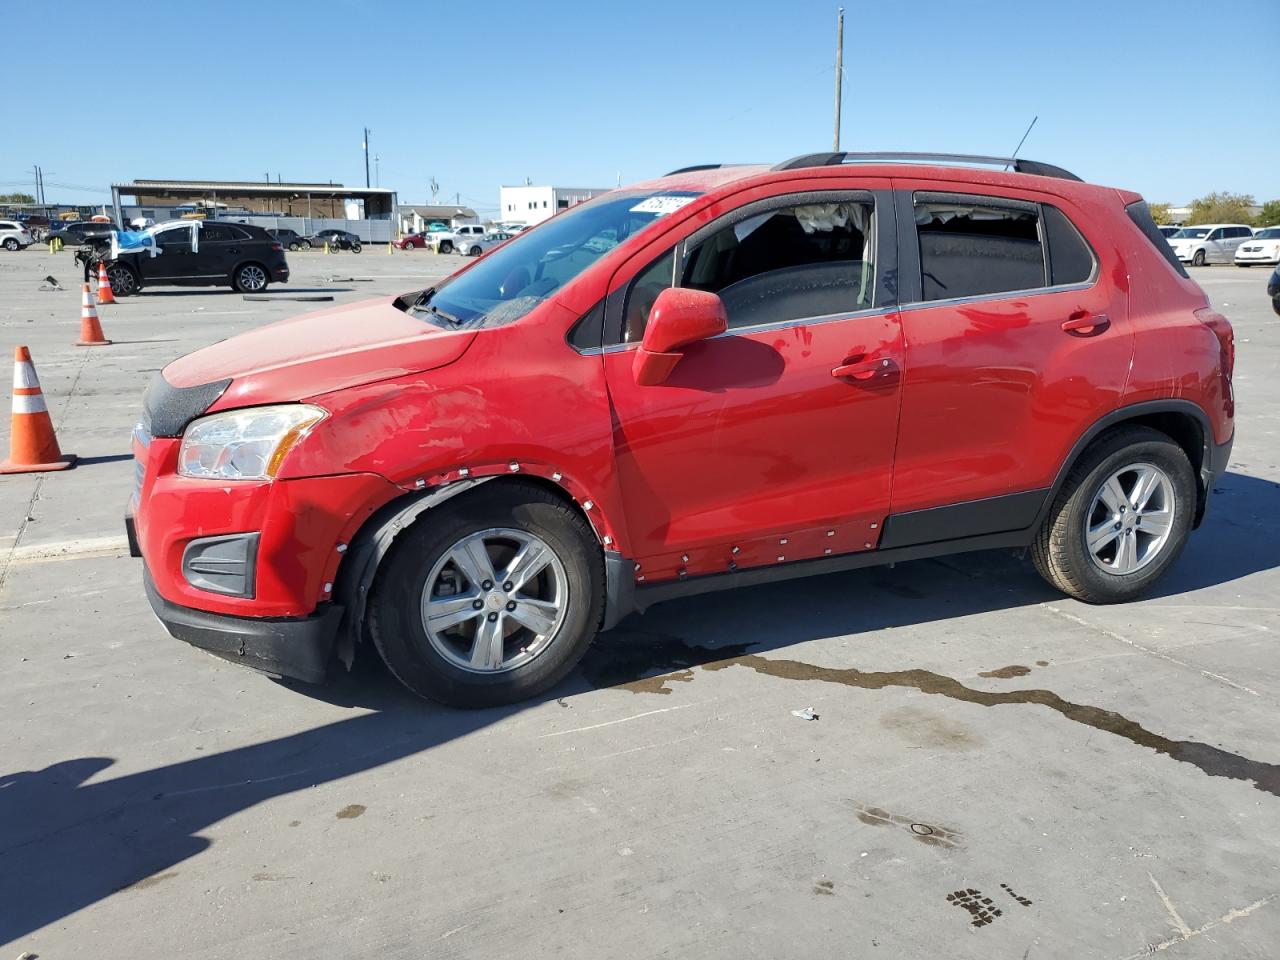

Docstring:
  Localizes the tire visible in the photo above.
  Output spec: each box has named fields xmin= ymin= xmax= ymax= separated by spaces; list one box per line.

xmin=1192 ymin=249 xmax=1206 ymax=267
xmin=2 ymin=238 xmax=18 ymax=251
xmin=300 ymin=240 xmax=312 ymax=249
xmin=368 ymin=481 xmax=606 ymax=708
xmin=106 ymin=263 xmax=139 ymax=296
xmin=351 ymin=243 xmax=362 ymax=253
xmin=1032 ymin=425 xmax=1195 ymax=604
xmin=233 ymin=262 xmax=270 ymax=293
xmin=439 ymin=240 xmax=453 ymax=254
xmin=288 ymin=242 xmax=301 ymax=251
xmin=469 ymin=245 xmax=482 ymax=257
xmin=1236 ymin=262 xmax=1250 ymax=267
xmin=1272 ymin=297 xmax=1280 ymax=318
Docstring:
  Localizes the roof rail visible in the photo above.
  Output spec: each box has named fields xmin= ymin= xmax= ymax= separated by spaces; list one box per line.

xmin=662 ymin=163 xmax=765 ymax=176
xmin=770 ymin=152 xmax=1082 ymax=182
xmin=664 ymin=164 xmax=726 ymax=176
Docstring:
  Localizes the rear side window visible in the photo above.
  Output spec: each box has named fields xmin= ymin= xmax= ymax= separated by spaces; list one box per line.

xmin=1126 ymin=201 xmax=1189 ymax=278
xmin=914 ymin=198 xmax=1043 ymax=300
xmin=201 ymin=223 xmax=234 ymax=241
xmin=1043 ymin=205 xmax=1096 ymax=285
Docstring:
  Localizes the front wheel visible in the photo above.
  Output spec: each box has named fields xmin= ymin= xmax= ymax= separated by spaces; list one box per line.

xmin=105 ymin=263 xmax=139 ymax=296
xmin=1192 ymin=249 xmax=1207 ymax=267
xmin=2 ymin=238 xmax=19 ymax=251
xmin=233 ymin=262 xmax=269 ymax=293
xmin=469 ymin=245 xmax=482 ymax=256
xmin=368 ymin=482 xmax=605 ymax=708
xmin=1032 ymin=426 xmax=1195 ymax=603
xmin=350 ymin=243 xmax=362 ymax=254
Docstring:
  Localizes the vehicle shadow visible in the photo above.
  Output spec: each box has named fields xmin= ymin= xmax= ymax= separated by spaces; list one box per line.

xmin=2 ymin=473 xmax=1274 ymax=944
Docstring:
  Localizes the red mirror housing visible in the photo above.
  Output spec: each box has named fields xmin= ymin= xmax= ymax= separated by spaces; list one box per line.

xmin=633 ymin=288 xmax=728 ymax=386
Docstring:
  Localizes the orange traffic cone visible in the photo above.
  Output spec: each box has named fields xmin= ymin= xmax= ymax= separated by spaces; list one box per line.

xmin=77 ymin=283 xmax=111 ymax=346
xmin=96 ymin=261 xmax=116 ymax=304
xmin=0 ymin=346 xmax=76 ymax=474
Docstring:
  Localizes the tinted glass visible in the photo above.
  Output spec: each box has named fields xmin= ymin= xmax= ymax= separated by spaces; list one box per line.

xmin=154 ymin=228 xmax=190 ymax=248
xmin=1044 ymin=205 xmax=1095 ymax=285
xmin=916 ymin=201 xmax=1043 ymax=300
xmin=1255 ymin=228 xmax=1280 ymax=239
xmin=681 ymin=200 xmax=875 ymax=330
xmin=201 ymin=223 xmax=234 ymax=241
xmin=1126 ymin=201 xmax=1189 ymax=279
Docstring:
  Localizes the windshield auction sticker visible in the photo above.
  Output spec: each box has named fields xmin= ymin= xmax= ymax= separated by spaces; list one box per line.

xmin=630 ymin=195 xmax=696 ymax=216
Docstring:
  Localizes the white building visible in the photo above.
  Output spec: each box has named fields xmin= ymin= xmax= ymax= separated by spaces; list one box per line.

xmin=498 ymin=185 xmax=611 ymax=226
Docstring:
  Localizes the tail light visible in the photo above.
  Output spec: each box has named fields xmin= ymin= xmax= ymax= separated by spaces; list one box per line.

xmin=271 ymin=242 xmax=283 ymax=252
xmin=1194 ymin=306 xmax=1234 ymax=382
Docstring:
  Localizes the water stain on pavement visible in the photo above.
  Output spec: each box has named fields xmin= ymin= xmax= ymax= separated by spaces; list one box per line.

xmin=336 ymin=804 xmax=366 ymax=819
xmin=581 ymin=630 xmax=752 ymax=695
xmin=127 ymin=871 xmax=177 ymax=891
xmin=704 ymin=654 xmax=1280 ymax=798
xmin=852 ymin=802 xmax=964 ymax=848
xmin=813 ymin=879 xmax=836 ymax=895
xmin=978 ymin=665 xmax=1032 ymax=679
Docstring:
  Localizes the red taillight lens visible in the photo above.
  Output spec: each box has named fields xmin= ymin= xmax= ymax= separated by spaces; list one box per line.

xmin=271 ymin=242 xmax=283 ymax=252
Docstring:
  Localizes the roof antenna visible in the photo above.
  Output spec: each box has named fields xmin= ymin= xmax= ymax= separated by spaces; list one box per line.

xmin=1005 ymin=115 xmax=1038 ymax=170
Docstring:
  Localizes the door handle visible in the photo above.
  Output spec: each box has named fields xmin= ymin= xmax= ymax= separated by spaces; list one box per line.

xmin=832 ymin=357 xmax=895 ymax=381
xmin=1061 ymin=311 xmax=1110 ymax=335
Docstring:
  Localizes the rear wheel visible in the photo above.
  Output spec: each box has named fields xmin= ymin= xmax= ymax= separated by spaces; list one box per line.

xmin=1192 ymin=249 xmax=1207 ymax=267
xmin=369 ymin=482 xmax=605 ymax=707
xmin=2 ymin=238 xmax=19 ymax=251
xmin=233 ymin=262 xmax=269 ymax=293
xmin=469 ymin=245 xmax=482 ymax=256
xmin=1032 ymin=426 xmax=1195 ymax=603
xmin=106 ymin=263 xmax=139 ymax=296
xmin=288 ymin=241 xmax=301 ymax=251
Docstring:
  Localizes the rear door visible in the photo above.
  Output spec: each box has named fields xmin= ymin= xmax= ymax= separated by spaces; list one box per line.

xmin=601 ymin=179 xmax=904 ymax=580
xmin=885 ymin=182 xmax=1131 ymax=544
xmin=194 ymin=222 xmax=237 ymax=280
xmin=1204 ymin=228 xmax=1227 ymax=263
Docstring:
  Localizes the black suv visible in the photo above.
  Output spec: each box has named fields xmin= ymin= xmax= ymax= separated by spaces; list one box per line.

xmin=92 ymin=221 xmax=289 ymax=295
xmin=47 ymin=220 xmax=117 ymax=247
xmin=267 ymin=228 xmax=311 ymax=251
xmin=310 ymin=228 xmax=362 ymax=251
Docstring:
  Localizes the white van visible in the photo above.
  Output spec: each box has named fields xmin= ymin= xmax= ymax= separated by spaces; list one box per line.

xmin=1167 ymin=224 xmax=1254 ymax=266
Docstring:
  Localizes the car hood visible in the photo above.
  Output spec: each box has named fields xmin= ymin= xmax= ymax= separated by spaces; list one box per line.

xmin=163 ymin=296 xmax=476 ymax=411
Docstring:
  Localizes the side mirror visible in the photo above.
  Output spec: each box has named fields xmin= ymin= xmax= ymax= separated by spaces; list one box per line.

xmin=633 ymin=288 xmax=728 ymax=386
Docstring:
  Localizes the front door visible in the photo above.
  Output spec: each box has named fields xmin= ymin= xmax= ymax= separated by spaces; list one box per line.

xmin=147 ymin=225 xmax=198 ymax=283
xmin=602 ymin=183 xmax=903 ymax=582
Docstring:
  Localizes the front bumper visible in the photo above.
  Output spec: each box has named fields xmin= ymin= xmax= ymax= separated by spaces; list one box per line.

xmin=143 ymin=565 xmax=340 ymax=683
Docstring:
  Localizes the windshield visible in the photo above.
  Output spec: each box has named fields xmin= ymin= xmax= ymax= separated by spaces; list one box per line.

xmin=1172 ymin=227 xmax=1211 ymax=239
xmin=1253 ymin=227 xmax=1280 ymax=240
xmin=406 ymin=190 xmax=699 ymax=329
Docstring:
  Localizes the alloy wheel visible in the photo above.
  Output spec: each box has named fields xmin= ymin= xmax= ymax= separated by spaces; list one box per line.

xmin=1084 ymin=463 xmax=1175 ymax=575
xmin=420 ymin=527 xmax=569 ymax=674
xmin=238 ymin=265 xmax=267 ymax=291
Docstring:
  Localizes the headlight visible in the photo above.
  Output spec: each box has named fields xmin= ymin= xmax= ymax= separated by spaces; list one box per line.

xmin=178 ymin=404 xmax=326 ymax=480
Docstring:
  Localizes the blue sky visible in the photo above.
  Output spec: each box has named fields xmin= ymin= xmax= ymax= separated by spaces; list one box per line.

xmin=3 ymin=0 xmax=1278 ymax=212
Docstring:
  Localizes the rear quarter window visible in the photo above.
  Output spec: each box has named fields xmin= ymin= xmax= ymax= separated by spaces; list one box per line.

xmin=1043 ymin=205 xmax=1096 ymax=285
xmin=1125 ymin=201 xmax=1189 ymax=279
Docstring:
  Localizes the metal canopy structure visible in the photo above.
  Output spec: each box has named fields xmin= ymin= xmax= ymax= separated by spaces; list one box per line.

xmin=109 ymin=180 xmax=399 ymax=226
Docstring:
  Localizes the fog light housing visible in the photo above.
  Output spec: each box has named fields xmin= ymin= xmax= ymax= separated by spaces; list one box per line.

xmin=182 ymin=533 xmax=259 ymax=597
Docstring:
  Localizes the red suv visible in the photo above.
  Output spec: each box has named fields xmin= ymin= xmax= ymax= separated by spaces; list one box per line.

xmin=128 ymin=152 xmax=1235 ymax=707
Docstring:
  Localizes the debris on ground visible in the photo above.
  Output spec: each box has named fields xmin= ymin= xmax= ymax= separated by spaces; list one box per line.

xmin=791 ymin=707 xmax=819 ymax=721
xmin=40 ymin=275 xmax=61 ymax=290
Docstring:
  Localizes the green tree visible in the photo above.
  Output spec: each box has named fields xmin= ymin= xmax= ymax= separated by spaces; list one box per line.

xmin=1255 ymin=200 xmax=1280 ymax=227
xmin=1148 ymin=202 xmax=1173 ymax=224
xmin=0 ymin=192 xmax=35 ymax=204
xmin=1187 ymin=191 xmax=1255 ymax=225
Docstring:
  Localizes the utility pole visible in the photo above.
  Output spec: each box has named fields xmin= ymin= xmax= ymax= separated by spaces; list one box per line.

xmin=363 ymin=127 xmax=371 ymax=188
xmin=833 ymin=7 xmax=844 ymax=151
